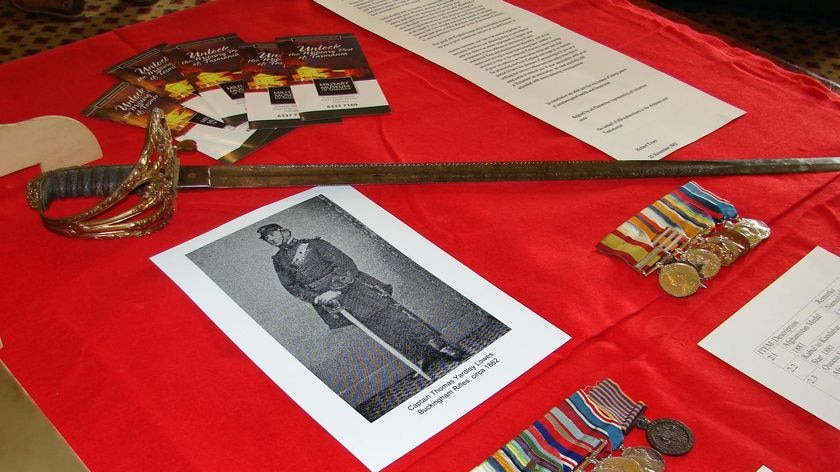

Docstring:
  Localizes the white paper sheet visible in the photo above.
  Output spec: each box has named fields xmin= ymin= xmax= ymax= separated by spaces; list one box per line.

xmin=152 ymin=186 xmax=569 ymax=471
xmin=699 ymin=247 xmax=840 ymax=430
xmin=314 ymin=0 xmax=744 ymax=161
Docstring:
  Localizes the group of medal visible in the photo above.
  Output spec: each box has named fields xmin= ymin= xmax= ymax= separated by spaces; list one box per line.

xmin=596 ymin=181 xmax=770 ymax=297
xmin=472 ymin=378 xmax=692 ymax=472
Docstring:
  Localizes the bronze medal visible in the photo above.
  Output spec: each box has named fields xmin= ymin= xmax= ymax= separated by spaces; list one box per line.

xmin=727 ymin=223 xmax=762 ymax=248
xmin=658 ymin=262 xmax=701 ymax=297
xmin=734 ymin=217 xmax=771 ymax=240
xmin=697 ymin=235 xmax=738 ymax=266
xmin=719 ymin=229 xmax=751 ymax=255
xmin=707 ymin=233 xmax=745 ymax=258
xmin=594 ymin=456 xmax=645 ymax=472
xmin=637 ymin=417 xmax=695 ymax=456
xmin=622 ymin=446 xmax=666 ymax=472
xmin=680 ymin=247 xmax=721 ymax=280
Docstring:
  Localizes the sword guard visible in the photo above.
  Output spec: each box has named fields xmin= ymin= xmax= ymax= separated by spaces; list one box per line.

xmin=25 ymin=108 xmax=180 ymax=239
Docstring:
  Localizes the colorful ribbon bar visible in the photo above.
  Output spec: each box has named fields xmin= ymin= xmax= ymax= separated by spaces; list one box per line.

xmin=596 ymin=181 xmax=733 ymax=273
xmin=585 ymin=379 xmax=646 ymax=432
xmin=472 ymin=380 xmax=641 ymax=472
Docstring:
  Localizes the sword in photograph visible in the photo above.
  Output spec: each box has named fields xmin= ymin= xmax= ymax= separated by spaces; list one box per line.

xmin=337 ymin=308 xmax=432 ymax=381
xmin=25 ymin=109 xmax=840 ymax=239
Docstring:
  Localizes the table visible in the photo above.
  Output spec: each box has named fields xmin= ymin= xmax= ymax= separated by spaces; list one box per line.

xmin=1 ymin=0 xmax=838 ymax=470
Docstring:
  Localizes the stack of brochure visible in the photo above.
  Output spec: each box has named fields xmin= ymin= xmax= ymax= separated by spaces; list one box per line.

xmin=85 ymin=33 xmax=390 ymax=163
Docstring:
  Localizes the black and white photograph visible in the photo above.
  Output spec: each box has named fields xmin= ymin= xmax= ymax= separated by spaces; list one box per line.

xmin=152 ymin=186 xmax=569 ymax=471
xmin=186 ymin=193 xmax=510 ymax=421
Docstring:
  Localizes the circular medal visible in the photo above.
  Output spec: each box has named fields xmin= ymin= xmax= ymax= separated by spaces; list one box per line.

xmin=697 ymin=235 xmax=739 ymax=266
xmin=707 ymin=233 xmax=746 ymax=258
xmin=680 ymin=248 xmax=721 ymax=280
xmin=594 ymin=456 xmax=645 ymax=472
xmin=644 ymin=418 xmax=695 ymax=456
xmin=726 ymin=222 xmax=762 ymax=248
xmin=658 ymin=262 xmax=701 ymax=297
xmin=719 ymin=229 xmax=751 ymax=254
xmin=734 ymin=217 xmax=771 ymax=240
xmin=175 ymin=139 xmax=197 ymax=151
xmin=622 ymin=446 xmax=666 ymax=472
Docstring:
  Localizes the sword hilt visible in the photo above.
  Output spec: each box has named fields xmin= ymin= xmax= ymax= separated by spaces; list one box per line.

xmin=25 ymin=108 xmax=180 ymax=239
xmin=27 ymin=165 xmax=135 ymax=210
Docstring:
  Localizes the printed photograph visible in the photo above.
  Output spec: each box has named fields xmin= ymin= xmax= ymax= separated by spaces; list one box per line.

xmin=185 ymin=194 xmax=510 ymax=421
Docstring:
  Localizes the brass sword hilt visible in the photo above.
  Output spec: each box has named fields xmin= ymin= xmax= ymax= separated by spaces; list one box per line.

xmin=26 ymin=108 xmax=179 ymax=239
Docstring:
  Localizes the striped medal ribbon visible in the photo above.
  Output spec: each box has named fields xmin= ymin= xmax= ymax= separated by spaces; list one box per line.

xmin=597 ymin=181 xmax=722 ymax=275
xmin=677 ymin=181 xmax=739 ymax=221
xmin=584 ymin=379 xmax=646 ymax=433
xmin=679 ymin=181 xmax=771 ymax=253
xmin=471 ymin=390 xmax=626 ymax=472
xmin=586 ymin=379 xmax=692 ymax=469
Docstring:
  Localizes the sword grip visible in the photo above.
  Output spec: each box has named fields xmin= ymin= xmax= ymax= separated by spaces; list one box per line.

xmin=28 ymin=165 xmax=135 ymax=210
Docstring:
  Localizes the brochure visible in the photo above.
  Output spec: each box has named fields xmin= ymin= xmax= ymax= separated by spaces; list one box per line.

xmin=105 ymin=44 xmax=223 ymax=121
xmin=278 ymin=34 xmax=390 ymax=121
xmin=83 ymin=82 xmax=272 ymax=163
xmin=239 ymin=42 xmax=304 ymax=129
xmin=164 ymin=34 xmax=248 ymax=126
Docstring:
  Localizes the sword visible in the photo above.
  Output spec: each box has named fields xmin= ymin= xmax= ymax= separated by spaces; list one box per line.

xmin=338 ymin=308 xmax=431 ymax=381
xmin=26 ymin=108 xmax=840 ymax=239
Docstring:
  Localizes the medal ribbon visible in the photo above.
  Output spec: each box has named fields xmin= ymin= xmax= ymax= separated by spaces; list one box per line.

xmin=477 ymin=407 xmax=601 ymax=472
xmin=584 ymin=378 xmax=645 ymax=432
xmin=597 ymin=182 xmax=731 ymax=273
xmin=472 ymin=385 xmax=629 ymax=472
xmin=677 ymin=181 xmax=739 ymax=221
xmin=566 ymin=392 xmax=624 ymax=451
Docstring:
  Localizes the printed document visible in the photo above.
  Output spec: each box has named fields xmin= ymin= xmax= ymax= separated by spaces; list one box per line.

xmin=315 ymin=0 xmax=744 ymax=160
xmin=700 ymin=247 xmax=840 ymax=430
xmin=152 ymin=186 xmax=569 ymax=471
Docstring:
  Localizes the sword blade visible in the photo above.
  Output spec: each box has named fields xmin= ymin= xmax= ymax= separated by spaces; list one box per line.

xmin=339 ymin=308 xmax=431 ymax=381
xmin=176 ymin=157 xmax=840 ymax=188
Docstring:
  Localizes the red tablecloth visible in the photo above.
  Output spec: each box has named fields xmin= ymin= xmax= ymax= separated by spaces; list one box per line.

xmin=1 ymin=0 xmax=838 ymax=470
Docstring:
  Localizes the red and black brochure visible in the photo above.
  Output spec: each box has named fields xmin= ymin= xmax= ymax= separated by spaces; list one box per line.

xmin=277 ymin=33 xmax=390 ymax=121
xmin=105 ymin=44 xmax=224 ymax=121
xmin=164 ymin=34 xmax=248 ymax=126
xmin=83 ymin=82 xmax=275 ymax=163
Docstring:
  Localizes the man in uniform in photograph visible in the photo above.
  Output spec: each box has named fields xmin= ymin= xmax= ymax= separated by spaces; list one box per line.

xmin=257 ymin=223 xmax=466 ymax=376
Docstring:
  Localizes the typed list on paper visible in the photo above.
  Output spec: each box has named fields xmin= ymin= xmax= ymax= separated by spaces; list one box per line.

xmin=315 ymin=0 xmax=745 ymax=160
xmin=700 ymin=247 xmax=840 ymax=431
